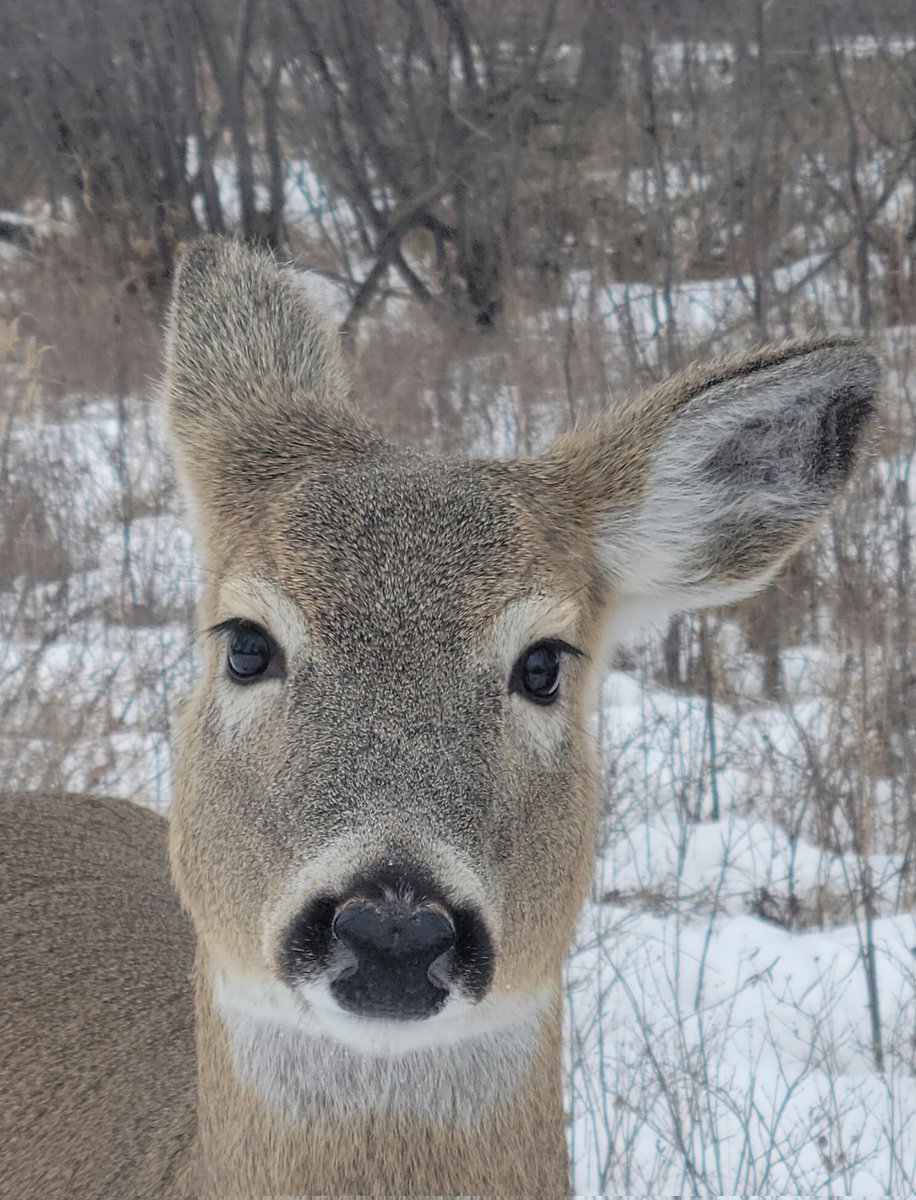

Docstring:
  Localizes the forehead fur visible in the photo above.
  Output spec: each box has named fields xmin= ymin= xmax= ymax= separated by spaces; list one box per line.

xmin=254 ymin=454 xmax=591 ymax=644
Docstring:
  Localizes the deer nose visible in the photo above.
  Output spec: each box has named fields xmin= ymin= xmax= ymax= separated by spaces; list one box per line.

xmin=329 ymin=899 xmax=456 ymax=1020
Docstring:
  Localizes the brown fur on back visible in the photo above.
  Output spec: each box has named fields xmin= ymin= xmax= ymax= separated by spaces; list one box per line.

xmin=0 ymin=793 xmax=195 ymax=1199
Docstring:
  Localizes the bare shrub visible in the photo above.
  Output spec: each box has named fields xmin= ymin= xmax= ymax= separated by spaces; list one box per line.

xmin=10 ymin=241 xmax=160 ymax=403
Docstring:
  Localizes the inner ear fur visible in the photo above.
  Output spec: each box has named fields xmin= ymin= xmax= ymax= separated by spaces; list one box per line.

xmin=534 ymin=337 xmax=879 ymax=612
xmin=162 ymin=237 xmax=383 ymax=526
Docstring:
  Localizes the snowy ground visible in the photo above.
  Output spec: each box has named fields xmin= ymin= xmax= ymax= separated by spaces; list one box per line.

xmin=568 ymin=672 xmax=915 ymax=1194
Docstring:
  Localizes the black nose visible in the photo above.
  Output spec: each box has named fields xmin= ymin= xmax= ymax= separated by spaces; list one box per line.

xmin=330 ymin=899 xmax=456 ymax=1020
xmin=281 ymin=860 xmax=494 ymax=1021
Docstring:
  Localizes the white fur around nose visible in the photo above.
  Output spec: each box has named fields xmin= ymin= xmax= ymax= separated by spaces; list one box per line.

xmin=213 ymin=969 xmax=550 ymax=1123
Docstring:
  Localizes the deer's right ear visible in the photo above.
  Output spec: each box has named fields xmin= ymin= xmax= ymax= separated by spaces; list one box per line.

xmin=542 ymin=339 xmax=878 ymax=637
xmin=162 ymin=238 xmax=377 ymax=534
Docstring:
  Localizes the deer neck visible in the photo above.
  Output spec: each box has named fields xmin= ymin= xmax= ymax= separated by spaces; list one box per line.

xmin=186 ymin=947 xmax=570 ymax=1197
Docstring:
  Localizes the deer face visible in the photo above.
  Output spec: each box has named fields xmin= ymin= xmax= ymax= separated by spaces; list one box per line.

xmin=165 ymin=239 xmax=876 ymax=1068
xmin=172 ymin=453 xmax=603 ymax=1053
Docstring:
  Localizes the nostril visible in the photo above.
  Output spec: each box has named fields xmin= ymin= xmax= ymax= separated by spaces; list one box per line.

xmin=325 ymin=939 xmax=359 ymax=984
xmin=426 ymin=947 xmax=456 ymax=992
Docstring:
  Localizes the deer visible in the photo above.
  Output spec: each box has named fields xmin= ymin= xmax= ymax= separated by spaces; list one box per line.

xmin=0 ymin=237 xmax=878 ymax=1198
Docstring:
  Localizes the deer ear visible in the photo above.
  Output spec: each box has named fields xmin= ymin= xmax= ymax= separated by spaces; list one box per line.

xmin=162 ymin=238 xmax=378 ymax=530
xmin=548 ymin=340 xmax=878 ymax=636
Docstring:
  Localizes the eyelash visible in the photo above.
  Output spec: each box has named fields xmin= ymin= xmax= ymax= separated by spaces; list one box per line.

xmin=208 ymin=618 xmax=246 ymax=639
xmin=537 ymin=639 xmax=583 ymax=659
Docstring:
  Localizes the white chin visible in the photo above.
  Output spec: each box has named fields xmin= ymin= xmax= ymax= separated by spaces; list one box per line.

xmin=212 ymin=969 xmax=551 ymax=1119
xmin=213 ymin=968 xmax=550 ymax=1057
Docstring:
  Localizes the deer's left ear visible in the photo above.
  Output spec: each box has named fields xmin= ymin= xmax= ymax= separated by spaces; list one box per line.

xmin=545 ymin=340 xmax=878 ymax=630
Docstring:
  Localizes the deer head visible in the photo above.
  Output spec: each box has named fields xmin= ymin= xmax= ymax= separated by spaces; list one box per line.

xmin=163 ymin=238 xmax=876 ymax=1118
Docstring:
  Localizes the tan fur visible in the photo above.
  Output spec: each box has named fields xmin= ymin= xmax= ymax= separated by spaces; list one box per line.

xmin=0 ymin=793 xmax=195 ymax=1198
xmin=1 ymin=238 xmax=878 ymax=1198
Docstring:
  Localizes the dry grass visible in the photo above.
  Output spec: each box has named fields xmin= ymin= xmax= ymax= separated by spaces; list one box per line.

xmin=5 ymin=240 xmax=161 ymax=406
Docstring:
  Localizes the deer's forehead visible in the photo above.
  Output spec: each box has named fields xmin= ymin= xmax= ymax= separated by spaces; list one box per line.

xmin=261 ymin=461 xmax=555 ymax=640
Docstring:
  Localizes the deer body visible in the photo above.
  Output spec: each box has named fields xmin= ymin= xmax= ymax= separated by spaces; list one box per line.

xmin=1 ymin=239 xmax=877 ymax=1198
xmin=0 ymin=793 xmax=195 ymax=1198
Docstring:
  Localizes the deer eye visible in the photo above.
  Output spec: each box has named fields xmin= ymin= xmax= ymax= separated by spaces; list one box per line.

xmin=211 ymin=620 xmax=278 ymax=683
xmin=511 ymin=640 xmax=580 ymax=706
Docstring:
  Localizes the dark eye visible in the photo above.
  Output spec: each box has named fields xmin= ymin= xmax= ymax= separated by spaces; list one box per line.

xmin=226 ymin=622 xmax=273 ymax=682
xmin=512 ymin=641 xmax=564 ymax=705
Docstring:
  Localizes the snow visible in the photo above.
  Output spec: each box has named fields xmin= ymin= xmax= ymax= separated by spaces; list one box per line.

xmin=0 ymin=209 xmax=34 ymax=228
xmin=561 ymin=652 xmax=916 ymax=1191
xmin=567 ymin=903 xmax=916 ymax=1194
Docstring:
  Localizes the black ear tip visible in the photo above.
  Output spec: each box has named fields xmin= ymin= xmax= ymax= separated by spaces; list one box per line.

xmin=839 ymin=345 xmax=880 ymax=393
xmin=812 ymin=348 xmax=880 ymax=481
xmin=819 ymin=388 xmax=874 ymax=479
xmin=179 ymin=235 xmax=232 ymax=278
